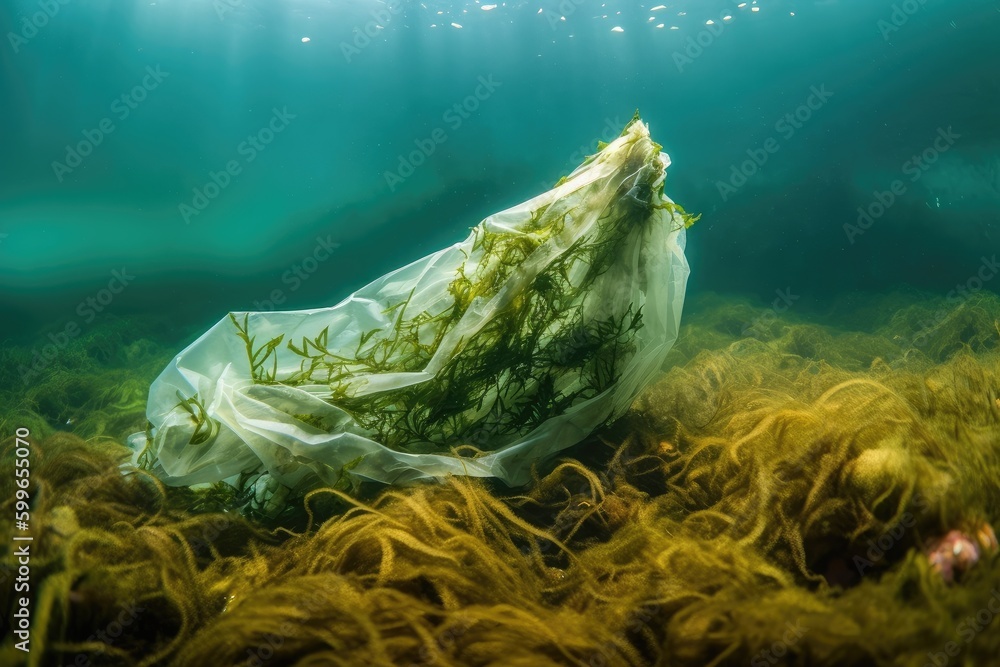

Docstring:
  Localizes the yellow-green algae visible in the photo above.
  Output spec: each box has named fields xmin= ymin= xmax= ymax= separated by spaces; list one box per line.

xmin=1 ymin=291 xmax=999 ymax=666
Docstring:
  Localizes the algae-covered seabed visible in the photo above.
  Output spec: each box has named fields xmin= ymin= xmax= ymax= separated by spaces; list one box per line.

xmin=2 ymin=291 xmax=999 ymax=667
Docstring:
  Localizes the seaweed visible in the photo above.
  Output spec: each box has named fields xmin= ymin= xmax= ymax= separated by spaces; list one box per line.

xmin=223 ymin=125 xmax=674 ymax=455
xmin=3 ymin=291 xmax=1000 ymax=666
xmin=229 ymin=312 xmax=284 ymax=385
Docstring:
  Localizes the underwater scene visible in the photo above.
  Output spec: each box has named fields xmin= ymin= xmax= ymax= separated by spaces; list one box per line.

xmin=2 ymin=0 xmax=1000 ymax=665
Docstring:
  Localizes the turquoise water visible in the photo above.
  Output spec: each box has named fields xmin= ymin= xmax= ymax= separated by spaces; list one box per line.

xmin=2 ymin=0 xmax=997 ymax=343
xmin=4 ymin=3 xmax=1000 ymax=665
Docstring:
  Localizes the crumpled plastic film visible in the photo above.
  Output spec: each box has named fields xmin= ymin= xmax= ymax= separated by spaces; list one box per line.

xmin=129 ymin=116 xmax=692 ymax=496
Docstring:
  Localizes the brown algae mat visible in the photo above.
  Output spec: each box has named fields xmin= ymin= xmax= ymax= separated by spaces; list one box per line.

xmin=2 ymin=291 xmax=999 ymax=666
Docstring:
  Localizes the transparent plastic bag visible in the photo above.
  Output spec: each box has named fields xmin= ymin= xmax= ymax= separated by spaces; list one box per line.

xmin=129 ymin=116 xmax=692 ymax=496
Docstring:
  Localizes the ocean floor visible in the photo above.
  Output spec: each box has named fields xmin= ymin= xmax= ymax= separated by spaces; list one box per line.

xmin=2 ymin=290 xmax=999 ymax=666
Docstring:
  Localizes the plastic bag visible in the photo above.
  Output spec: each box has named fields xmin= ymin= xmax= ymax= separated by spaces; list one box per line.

xmin=129 ymin=116 xmax=692 ymax=497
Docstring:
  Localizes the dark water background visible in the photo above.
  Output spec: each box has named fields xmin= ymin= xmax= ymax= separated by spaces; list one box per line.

xmin=1 ymin=0 xmax=998 ymax=346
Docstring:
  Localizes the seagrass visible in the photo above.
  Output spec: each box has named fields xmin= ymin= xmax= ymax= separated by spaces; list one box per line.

xmin=1 ymin=291 xmax=998 ymax=666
